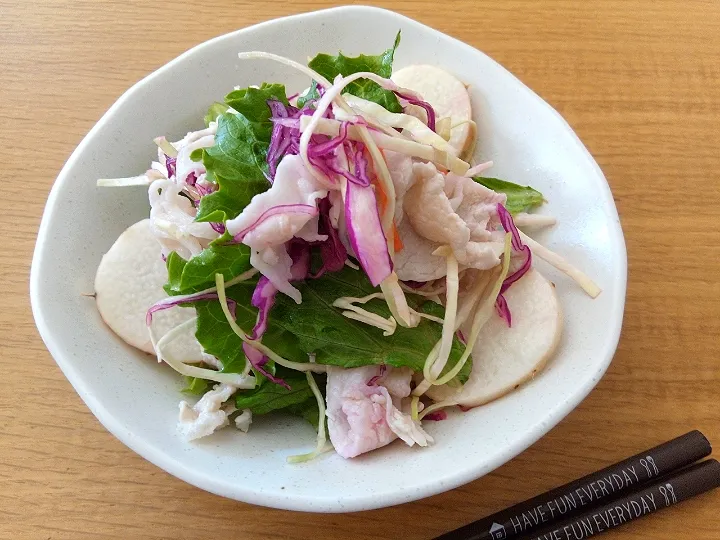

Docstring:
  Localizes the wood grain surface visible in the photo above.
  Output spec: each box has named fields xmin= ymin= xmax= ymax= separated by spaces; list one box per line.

xmin=2 ymin=0 xmax=719 ymax=538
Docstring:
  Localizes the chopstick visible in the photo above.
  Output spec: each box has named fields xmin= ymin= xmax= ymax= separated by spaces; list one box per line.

xmin=517 ymin=459 xmax=720 ymax=540
xmin=434 ymin=431 xmax=712 ymax=540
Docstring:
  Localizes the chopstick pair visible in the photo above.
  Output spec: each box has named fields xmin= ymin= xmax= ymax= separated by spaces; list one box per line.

xmin=435 ymin=430 xmax=718 ymax=540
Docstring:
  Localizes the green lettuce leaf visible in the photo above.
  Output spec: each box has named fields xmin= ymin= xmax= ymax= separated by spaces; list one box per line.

xmin=204 ymin=102 xmax=228 ymax=127
xmin=296 ymin=80 xmax=320 ymax=108
xmin=234 ymin=371 xmax=315 ymax=414
xmin=193 ymin=266 xmax=471 ymax=383
xmin=194 ymin=84 xmax=287 ymax=223
xmin=181 ymin=376 xmax=211 ymax=396
xmin=307 ymin=31 xmax=402 ymax=113
xmin=224 ymin=83 xmax=288 ymax=123
xmin=473 ymin=176 xmax=544 ymax=215
xmin=285 ymin=398 xmax=322 ymax=430
xmin=164 ymin=237 xmax=252 ymax=295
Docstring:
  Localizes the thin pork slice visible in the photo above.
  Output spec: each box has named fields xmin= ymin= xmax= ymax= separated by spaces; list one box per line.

xmin=326 ymin=366 xmax=431 ymax=458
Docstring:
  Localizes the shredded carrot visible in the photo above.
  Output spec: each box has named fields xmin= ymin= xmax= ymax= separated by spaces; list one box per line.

xmin=372 ymin=176 xmax=388 ymax=215
xmin=393 ymin=222 xmax=403 ymax=252
xmin=370 ymin=148 xmax=402 ymax=252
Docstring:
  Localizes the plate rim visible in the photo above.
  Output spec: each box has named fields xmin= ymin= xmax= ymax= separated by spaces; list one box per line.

xmin=30 ymin=4 xmax=628 ymax=512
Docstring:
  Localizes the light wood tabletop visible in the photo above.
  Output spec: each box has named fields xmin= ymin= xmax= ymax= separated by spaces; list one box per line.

xmin=2 ymin=0 xmax=719 ymax=538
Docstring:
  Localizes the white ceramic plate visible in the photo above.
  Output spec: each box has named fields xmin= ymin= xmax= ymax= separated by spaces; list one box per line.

xmin=30 ymin=6 xmax=627 ymax=512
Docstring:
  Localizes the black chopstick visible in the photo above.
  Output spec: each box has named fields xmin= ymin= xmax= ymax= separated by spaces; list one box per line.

xmin=434 ymin=430 xmax=712 ymax=540
xmin=517 ymin=459 xmax=720 ymax=540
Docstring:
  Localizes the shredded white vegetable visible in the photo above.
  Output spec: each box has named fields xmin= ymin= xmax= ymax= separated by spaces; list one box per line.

xmin=287 ymin=372 xmax=333 ymax=463
xmin=153 ymin=136 xmax=178 ymax=157
xmin=333 ymin=293 xmax=397 ymax=336
xmin=299 ymin=116 xmax=470 ymax=176
xmin=399 ymin=282 xmax=447 ymax=297
xmin=414 ymin=234 xmax=512 ymax=396
xmin=341 ymin=94 xmax=455 ymax=154
xmin=454 ymin=271 xmax=491 ymax=330
xmin=424 ymin=247 xmax=459 ymax=381
xmin=150 ymin=318 xmax=256 ymax=387
xmin=435 ymin=117 xmax=452 ymax=141
xmin=513 ymin=213 xmax=558 ymax=229
xmin=464 ymin=160 xmax=494 ymax=177
xmin=380 ymin=274 xmax=420 ymax=328
xmin=519 ymin=231 xmax=601 ymax=297
xmin=97 ymin=175 xmax=153 ymax=187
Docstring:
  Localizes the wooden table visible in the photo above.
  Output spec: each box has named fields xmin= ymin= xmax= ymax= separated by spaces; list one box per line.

xmin=2 ymin=1 xmax=719 ymax=538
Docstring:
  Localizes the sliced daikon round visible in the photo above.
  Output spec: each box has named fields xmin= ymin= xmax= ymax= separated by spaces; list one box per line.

xmin=427 ymin=268 xmax=562 ymax=406
xmin=391 ymin=64 xmax=473 ymax=156
xmin=95 ymin=219 xmax=206 ymax=363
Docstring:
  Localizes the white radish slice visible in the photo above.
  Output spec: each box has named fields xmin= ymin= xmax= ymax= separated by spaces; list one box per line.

xmin=95 ymin=219 xmax=206 ymax=363
xmin=426 ymin=268 xmax=562 ymax=406
xmin=391 ymin=65 xmax=473 ymax=156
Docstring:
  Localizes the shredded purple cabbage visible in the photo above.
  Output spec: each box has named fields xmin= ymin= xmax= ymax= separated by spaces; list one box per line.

xmin=240 ymin=241 xmax=315 ymax=389
xmin=242 ymin=277 xmax=290 ymax=389
xmin=164 ymin=154 xmax=177 ymax=178
xmin=495 ymin=294 xmax=512 ymax=327
xmin=231 ymin=204 xmax=318 ymax=244
xmin=366 ymin=365 xmax=387 ymax=386
xmin=146 ymin=292 xmax=221 ymax=326
xmin=310 ymin=198 xmax=347 ymax=278
xmin=287 ymin=239 xmax=311 ymax=281
xmin=266 ymin=98 xmax=374 ymax=188
xmin=394 ymin=91 xmax=437 ymax=132
xmin=425 ymin=411 xmax=448 ymax=421
xmin=495 ymin=204 xmax=533 ymax=327
xmin=266 ymin=99 xmax=338 ymax=182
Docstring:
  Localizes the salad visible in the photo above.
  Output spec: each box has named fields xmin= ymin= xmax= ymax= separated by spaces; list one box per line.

xmin=94 ymin=33 xmax=600 ymax=461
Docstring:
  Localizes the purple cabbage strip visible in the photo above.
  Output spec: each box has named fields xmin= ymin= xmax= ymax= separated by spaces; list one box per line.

xmin=210 ymin=222 xmax=226 ymax=234
xmin=249 ymin=277 xmax=277 ymax=340
xmin=164 ymin=154 xmax=177 ymax=178
xmin=240 ymin=242 xmax=314 ymax=390
xmin=495 ymin=204 xmax=533 ymax=327
xmin=231 ymin=204 xmax=318 ymax=243
xmin=425 ymin=411 xmax=448 ymax=421
xmin=242 ymin=276 xmax=291 ymax=389
xmin=352 ymin=142 xmax=372 ymax=186
xmin=322 ymin=139 xmax=371 ymax=187
xmin=195 ymin=181 xmax=217 ymax=197
xmin=242 ymin=344 xmax=290 ymax=389
xmin=307 ymin=121 xmax=350 ymax=157
xmin=402 ymin=280 xmax=427 ymax=289
xmin=394 ymin=91 xmax=436 ymax=132
xmin=267 ymin=98 xmax=352 ymax=185
xmin=185 ymin=171 xmax=197 ymax=187
xmin=267 ymin=99 xmax=300 ymax=181
xmin=146 ymin=292 xmax=220 ymax=326
xmin=366 ymin=364 xmax=387 ymax=386
xmin=495 ymin=293 xmax=512 ymax=327
xmin=310 ymin=198 xmax=347 ymax=278
xmin=288 ymin=239 xmax=311 ymax=281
